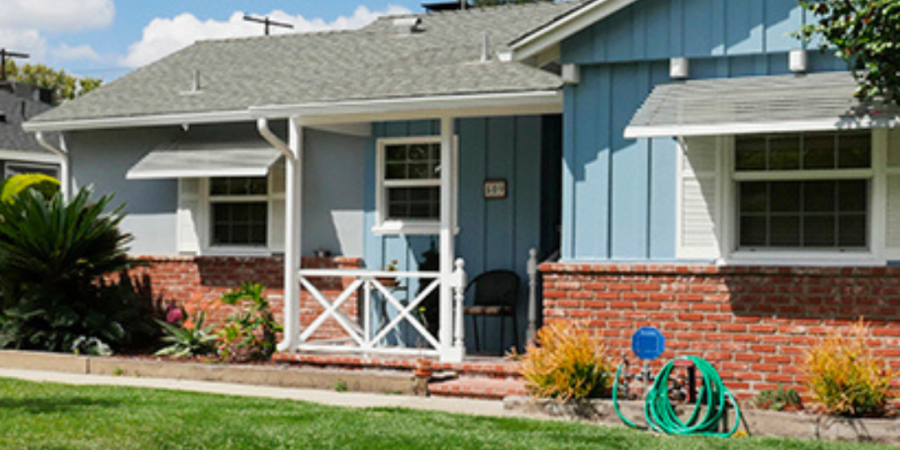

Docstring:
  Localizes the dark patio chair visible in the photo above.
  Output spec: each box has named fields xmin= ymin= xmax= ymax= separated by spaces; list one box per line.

xmin=463 ymin=269 xmax=521 ymax=354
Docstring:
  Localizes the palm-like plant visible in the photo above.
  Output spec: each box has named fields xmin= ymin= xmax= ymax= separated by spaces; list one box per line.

xmin=0 ymin=188 xmax=141 ymax=352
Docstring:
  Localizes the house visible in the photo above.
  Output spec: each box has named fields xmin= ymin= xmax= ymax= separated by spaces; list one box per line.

xmin=24 ymin=0 xmax=900 ymax=397
xmin=0 ymin=81 xmax=62 ymax=181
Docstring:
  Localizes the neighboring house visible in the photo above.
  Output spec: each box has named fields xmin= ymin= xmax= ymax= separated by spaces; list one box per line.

xmin=24 ymin=0 xmax=900 ymax=397
xmin=0 ymin=81 xmax=62 ymax=181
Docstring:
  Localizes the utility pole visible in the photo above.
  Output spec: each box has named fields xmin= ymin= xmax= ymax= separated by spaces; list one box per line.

xmin=0 ymin=48 xmax=29 ymax=81
xmin=243 ymin=14 xmax=294 ymax=36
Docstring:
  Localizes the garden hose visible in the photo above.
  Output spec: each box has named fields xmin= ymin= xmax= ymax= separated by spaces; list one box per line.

xmin=612 ymin=355 xmax=742 ymax=438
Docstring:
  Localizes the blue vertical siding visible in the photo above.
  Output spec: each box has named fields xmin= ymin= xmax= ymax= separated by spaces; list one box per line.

xmin=562 ymin=0 xmax=809 ymax=65
xmin=559 ymin=0 xmax=847 ymax=262
xmin=364 ymin=116 xmax=559 ymax=352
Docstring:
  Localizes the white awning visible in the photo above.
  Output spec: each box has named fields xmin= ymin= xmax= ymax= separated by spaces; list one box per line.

xmin=126 ymin=136 xmax=281 ymax=180
xmin=624 ymin=72 xmax=900 ymax=139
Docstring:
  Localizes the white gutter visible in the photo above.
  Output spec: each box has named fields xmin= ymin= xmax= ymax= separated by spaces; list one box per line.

xmin=249 ymin=90 xmax=563 ymax=121
xmin=23 ymin=109 xmax=252 ymax=133
xmin=34 ymin=132 xmax=70 ymax=200
xmin=23 ymin=91 xmax=563 ymax=133
xmin=256 ymin=118 xmax=294 ymax=161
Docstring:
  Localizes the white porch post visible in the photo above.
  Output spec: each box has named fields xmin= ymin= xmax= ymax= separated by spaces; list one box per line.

xmin=280 ymin=119 xmax=303 ymax=352
xmin=439 ymin=117 xmax=463 ymax=362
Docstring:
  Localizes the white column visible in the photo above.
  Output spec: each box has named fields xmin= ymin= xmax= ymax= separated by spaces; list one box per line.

xmin=278 ymin=119 xmax=303 ymax=352
xmin=439 ymin=117 xmax=462 ymax=362
xmin=526 ymin=248 xmax=538 ymax=343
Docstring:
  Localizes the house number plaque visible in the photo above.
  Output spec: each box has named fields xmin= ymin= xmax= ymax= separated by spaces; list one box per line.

xmin=483 ymin=179 xmax=507 ymax=199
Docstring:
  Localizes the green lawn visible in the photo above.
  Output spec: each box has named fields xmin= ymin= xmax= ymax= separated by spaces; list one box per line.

xmin=0 ymin=377 xmax=888 ymax=450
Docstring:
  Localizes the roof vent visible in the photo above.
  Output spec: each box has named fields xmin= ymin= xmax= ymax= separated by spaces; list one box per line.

xmin=182 ymin=70 xmax=202 ymax=95
xmin=480 ymin=34 xmax=490 ymax=62
xmin=0 ymin=111 xmax=6 ymax=123
xmin=393 ymin=17 xmax=422 ymax=35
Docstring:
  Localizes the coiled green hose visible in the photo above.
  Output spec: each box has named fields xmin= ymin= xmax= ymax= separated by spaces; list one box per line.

xmin=612 ymin=355 xmax=742 ymax=438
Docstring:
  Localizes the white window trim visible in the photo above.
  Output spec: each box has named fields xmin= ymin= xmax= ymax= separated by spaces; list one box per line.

xmin=196 ymin=172 xmax=284 ymax=257
xmin=373 ymin=135 xmax=458 ymax=236
xmin=4 ymin=161 xmax=59 ymax=179
xmin=718 ymin=131 xmax=887 ymax=266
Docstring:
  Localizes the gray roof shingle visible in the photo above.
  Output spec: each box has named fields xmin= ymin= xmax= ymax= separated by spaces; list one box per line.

xmin=31 ymin=1 xmax=586 ymax=125
xmin=0 ymin=82 xmax=57 ymax=154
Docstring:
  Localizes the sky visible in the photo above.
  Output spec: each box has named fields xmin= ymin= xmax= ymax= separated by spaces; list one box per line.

xmin=0 ymin=0 xmax=429 ymax=80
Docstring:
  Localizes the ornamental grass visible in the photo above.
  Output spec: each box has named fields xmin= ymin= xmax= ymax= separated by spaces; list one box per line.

xmin=804 ymin=319 xmax=895 ymax=417
xmin=514 ymin=321 xmax=613 ymax=402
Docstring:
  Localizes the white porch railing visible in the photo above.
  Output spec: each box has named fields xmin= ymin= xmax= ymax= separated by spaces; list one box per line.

xmin=294 ymin=259 xmax=467 ymax=361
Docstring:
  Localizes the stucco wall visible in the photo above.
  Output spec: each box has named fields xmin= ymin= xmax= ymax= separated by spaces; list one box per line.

xmin=65 ymin=122 xmax=366 ymax=257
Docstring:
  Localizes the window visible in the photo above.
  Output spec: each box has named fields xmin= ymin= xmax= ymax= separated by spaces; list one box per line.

xmin=376 ymin=137 xmax=446 ymax=234
xmin=209 ymin=177 xmax=268 ymax=246
xmin=4 ymin=162 xmax=59 ymax=179
xmin=734 ymin=132 xmax=872 ymax=251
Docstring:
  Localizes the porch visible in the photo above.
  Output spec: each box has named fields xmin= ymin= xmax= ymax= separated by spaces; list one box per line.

xmin=253 ymin=98 xmax=563 ymax=363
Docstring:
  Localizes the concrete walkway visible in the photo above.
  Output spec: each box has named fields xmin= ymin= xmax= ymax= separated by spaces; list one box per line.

xmin=0 ymin=368 xmax=537 ymax=419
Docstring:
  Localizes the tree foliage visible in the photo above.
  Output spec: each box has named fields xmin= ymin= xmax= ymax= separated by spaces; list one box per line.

xmin=470 ymin=0 xmax=551 ymax=7
xmin=799 ymin=0 xmax=900 ymax=106
xmin=4 ymin=60 xmax=103 ymax=105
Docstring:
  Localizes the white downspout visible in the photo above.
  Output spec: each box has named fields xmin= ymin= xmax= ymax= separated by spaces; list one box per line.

xmin=257 ymin=117 xmax=302 ymax=353
xmin=35 ymin=132 xmax=70 ymax=200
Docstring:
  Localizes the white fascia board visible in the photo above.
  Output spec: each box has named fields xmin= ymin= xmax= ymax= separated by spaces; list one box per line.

xmin=0 ymin=149 xmax=63 ymax=164
xmin=624 ymin=117 xmax=900 ymax=139
xmin=23 ymin=91 xmax=563 ymax=133
xmin=23 ymin=109 xmax=253 ymax=133
xmin=249 ymin=90 xmax=564 ymax=124
xmin=126 ymin=167 xmax=270 ymax=180
xmin=511 ymin=0 xmax=638 ymax=61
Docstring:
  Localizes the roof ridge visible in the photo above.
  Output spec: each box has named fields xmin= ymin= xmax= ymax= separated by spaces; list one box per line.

xmin=195 ymin=27 xmax=367 ymax=45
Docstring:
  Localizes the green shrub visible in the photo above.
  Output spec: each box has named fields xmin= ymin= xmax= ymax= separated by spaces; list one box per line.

xmin=0 ymin=188 xmax=143 ymax=352
xmin=515 ymin=321 xmax=613 ymax=402
xmin=216 ymin=282 xmax=282 ymax=362
xmin=804 ymin=319 xmax=894 ymax=417
xmin=0 ymin=173 xmax=59 ymax=203
xmin=754 ymin=384 xmax=802 ymax=411
xmin=155 ymin=311 xmax=218 ymax=358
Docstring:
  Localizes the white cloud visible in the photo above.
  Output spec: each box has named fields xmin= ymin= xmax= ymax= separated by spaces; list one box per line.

xmin=52 ymin=43 xmax=102 ymax=62
xmin=0 ymin=28 xmax=47 ymax=60
xmin=0 ymin=0 xmax=113 ymax=65
xmin=121 ymin=5 xmax=411 ymax=69
xmin=0 ymin=0 xmax=115 ymax=32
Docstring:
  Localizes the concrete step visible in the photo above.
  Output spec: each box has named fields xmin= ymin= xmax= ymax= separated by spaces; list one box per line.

xmin=428 ymin=377 xmax=527 ymax=400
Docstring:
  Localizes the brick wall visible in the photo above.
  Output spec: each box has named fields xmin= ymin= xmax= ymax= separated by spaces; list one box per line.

xmin=119 ymin=256 xmax=362 ymax=342
xmin=541 ymin=263 xmax=900 ymax=400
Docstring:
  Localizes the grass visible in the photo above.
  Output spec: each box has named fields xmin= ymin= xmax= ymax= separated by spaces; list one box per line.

xmin=0 ymin=377 xmax=890 ymax=450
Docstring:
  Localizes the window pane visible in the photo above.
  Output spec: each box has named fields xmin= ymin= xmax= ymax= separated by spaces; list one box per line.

xmin=838 ymin=132 xmax=871 ymax=168
xmin=768 ymin=135 xmax=801 ymax=170
xmin=408 ymin=144 xmax=429 ymax=161
xmin=386 ymin=187 xmax=440 ymax=220
xmin=211 ymin=202 xmax=267 ymax=245
xmin=386 ymin=163 xmax=406 ymax=180
xmin=737 ymin=180 xmax=868 ymax=249
xmin=769 ymin=216 xmax=800 ymax=246
xmin=210 ymin=177 xmax=267 ymax=196
xmin=735 ymin=136 xmax=767 ymax=171
xmin=804 ymin=181 xmax=835 ymax=213
xmin=740 ymin=183 xmax=767 ymax=213
xmin=803 ymin=134 xmax=836 ymax=169
xmin=804 ymin=216 xmax=835 ymax=247
xmin=407 ymin=163 xmax=431 ymax=179
xmin=838 ymin=214 xmax=867 ymax=247
xmin=740 ymin=216 xmax=767 ymax=247
xmin=838 ymin=180 xmax=867 ymax=213
xmin=770 ymin=182 xmax=800 ymax=212
xmin=386 ymin=145 xmax=406 ymax=162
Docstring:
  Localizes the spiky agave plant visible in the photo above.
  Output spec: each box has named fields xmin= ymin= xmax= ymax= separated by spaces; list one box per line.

xmin=0 ymin=188 xmax=141 ymax=352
